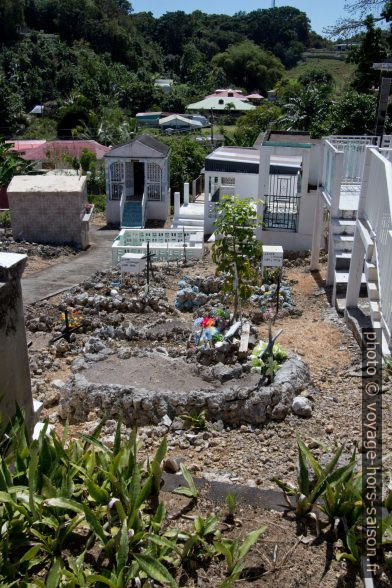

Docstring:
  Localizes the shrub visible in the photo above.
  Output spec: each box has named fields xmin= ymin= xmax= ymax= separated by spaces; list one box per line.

xmin=0 ymin=209 xmax=11 ymax=228
xmin=0 ymin=410 xmax=266 ymax=586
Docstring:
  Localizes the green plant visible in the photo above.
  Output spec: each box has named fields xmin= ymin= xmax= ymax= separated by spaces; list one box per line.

xmin=320 ymin=470 xmax=362 ymax=532
xmin=214 ymin=526 xmax=266 ymax=586
xmin=384 ymin=357 xmax=392 ymax=375
xmin=174 ymin=463 xmax=199 ymax=499
xmin=0 ymin=210 xmax=11 ymax=228
xmin=180 ymin=408 xmax=208 ymax=431
xmin=273 ymin=434 xmax=354 ymax=518
xmin=0 ymin=411 xmax=179 ymax=586
xmin=88 ymin=193 xmax=106 ymax=212
xmin=250 ymin=341 xmax=287 ymax=377
xmin=225 ymin=493 xmax=237 ymax=523
xmin=212 ymin=196 xmax=263 ymax=320
xmin=178 ymin=514 xmax=221 ymax=562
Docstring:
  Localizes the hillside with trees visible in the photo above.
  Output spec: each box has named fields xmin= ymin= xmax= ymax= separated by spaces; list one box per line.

xmin=0 ymin=1 xmax=312 ymax=138
xmin=1 ymin=0 xmax=391 ymax=145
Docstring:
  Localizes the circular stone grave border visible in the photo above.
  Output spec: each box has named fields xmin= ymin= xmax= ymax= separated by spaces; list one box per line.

xmin=60 ymin=353 xmax=311 ymax=426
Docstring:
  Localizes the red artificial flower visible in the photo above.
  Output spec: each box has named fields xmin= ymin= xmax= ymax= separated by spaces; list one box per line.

xmin=201 ymin=317 xmax=215 ymax=328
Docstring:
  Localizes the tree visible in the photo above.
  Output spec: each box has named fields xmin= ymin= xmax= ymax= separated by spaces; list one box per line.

xmin=279 ymin=85 xmax=332 ymax=137
xmin=326 ymin=0 xmax=389 ymax=36
xmin=212 ymin=41 xmax=284 ymax=94
xmin=234 ymin=104 xmax=282 ymax=146
xmin=298 ymin=68 xmax=334 ymax=90
xmin=350 ymin=16 xmax=387 ymax=92
xmin=328 ymin=91 xmax=378 ymax=134
xmin=159 ymin=135 xmax=208 ymax=194
xmin=212 ymin=196 xmax=263 ymax=320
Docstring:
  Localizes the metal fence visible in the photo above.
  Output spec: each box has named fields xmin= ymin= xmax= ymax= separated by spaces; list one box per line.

xmin=263 ymin=173 xmax=300 ymax=232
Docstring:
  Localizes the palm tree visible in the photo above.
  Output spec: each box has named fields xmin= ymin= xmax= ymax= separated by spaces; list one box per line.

xmin=279 ymin=84 xmax=331 ymax=132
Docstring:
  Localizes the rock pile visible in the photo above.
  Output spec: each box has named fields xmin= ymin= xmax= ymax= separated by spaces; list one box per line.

xmin=175 ymin=275 xmax=224 ymax=311
xmin=0 ymin=233 xmax=78 ymax=258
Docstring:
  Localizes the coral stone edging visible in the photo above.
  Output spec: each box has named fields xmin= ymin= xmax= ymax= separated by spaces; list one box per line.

xmin=60 ymin=353 xmax=310 ymax=426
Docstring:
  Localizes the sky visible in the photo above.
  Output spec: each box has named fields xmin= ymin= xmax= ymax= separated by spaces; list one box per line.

xmin=131 ymin=1 xmax=348 ymax=35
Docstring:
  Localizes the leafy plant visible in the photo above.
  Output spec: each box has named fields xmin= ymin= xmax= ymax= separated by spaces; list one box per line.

xmin=225 ymin=493 xmax=237 ymax=522
xmin=384 ymin=357 xmax=392 ymax=375
xmin=174 ymin=463 xmax=199 ymax=499
xmin=212 ymin=195 xmax=263 ymax=320
xmin=250 ymin=341 xmax=287 ymax=376
xmin=214 ymin=526 xmax=266 ymax=586
xmin=273 ymin=434 xmax=354 ymax=518
xmin=180 ymin=408 xmax=208 ymax=431
xmin=0 ymin=210 xmax=11 ymax=228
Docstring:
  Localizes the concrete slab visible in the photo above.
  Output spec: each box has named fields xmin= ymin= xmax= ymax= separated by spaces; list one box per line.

xmin=21 ymin=225 xmax=118 ymax=305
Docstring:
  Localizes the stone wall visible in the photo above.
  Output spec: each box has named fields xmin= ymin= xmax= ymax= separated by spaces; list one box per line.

xmin=0 ymin=253 xmax=34 ymax=428
xmin=60 ymin=354 xmax=310 ymax=426
xmin=7 ymin=175 xmax=88 ymax=249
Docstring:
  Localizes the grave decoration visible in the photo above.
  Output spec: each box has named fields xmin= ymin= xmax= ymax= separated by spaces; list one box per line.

xmin=50 ymin=308 xmax=83 ymax=345
xmin=192 ymin=308 xmax=230 ymax=347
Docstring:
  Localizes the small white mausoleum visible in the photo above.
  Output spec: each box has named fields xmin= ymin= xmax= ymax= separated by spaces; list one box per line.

xmin=105 ymin=135 xmax=171 ymax=229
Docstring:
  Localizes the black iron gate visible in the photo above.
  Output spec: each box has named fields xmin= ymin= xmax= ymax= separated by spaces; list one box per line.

xmin=263 ymin=173 xmax=301 ymax=232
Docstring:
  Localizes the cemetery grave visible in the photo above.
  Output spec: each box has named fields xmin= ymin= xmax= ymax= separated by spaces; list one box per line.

xmin=20 ymin=249 xmax=392 ymax=587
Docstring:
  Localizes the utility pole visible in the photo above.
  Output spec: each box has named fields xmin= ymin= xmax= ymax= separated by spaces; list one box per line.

xmin=373 ymin=60 xmax=392 ymax=140
xmin=271 ymin=0 xmax=276 ymax=7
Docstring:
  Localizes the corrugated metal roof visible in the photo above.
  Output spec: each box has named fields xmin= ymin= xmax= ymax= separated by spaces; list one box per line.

xmin=20 ymin=140 xmax=110 ymax=161
xmin=187 ymin=97 xmax=255 ymax=111
xmin=106 ymin=134 xmax=170 ymax=159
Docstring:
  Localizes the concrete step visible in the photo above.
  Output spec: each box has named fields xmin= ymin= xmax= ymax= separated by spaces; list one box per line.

xmin=333 ymin=234 xmax=354 ymax=252
xmin=335 ymin=253 xmax=352 ymax=271
xmin=172 ymin=224 xmax=204 ymax=231
xmin=173 ymin=216 xmax=204 ymax=226
xmin=332 ymin=219 xmax=356 ymax=235
xmin=334 ymin=270 xmax=366 ymax=294
xmin=369 ymin=300 xmax=381 ymax=321
xmin=364 ymin=260 xmax=378 ymax=282
xmin=367 ymin=281 xmax=379 ymax=301
xmin=338 ymin=209 xmax=357 ymax=220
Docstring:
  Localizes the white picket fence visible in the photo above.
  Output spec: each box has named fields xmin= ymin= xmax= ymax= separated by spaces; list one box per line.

xmin=112 ymin=228 xmax=204 ymax=264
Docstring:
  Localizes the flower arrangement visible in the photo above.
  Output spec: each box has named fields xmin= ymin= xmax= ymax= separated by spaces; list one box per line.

xmin=60 ymin=309 xmax=82 ymax=329
xmin=250 ymin=341 xmax=287 ymax=376
xmin=193 ymin=308 xmax=230 ymax=347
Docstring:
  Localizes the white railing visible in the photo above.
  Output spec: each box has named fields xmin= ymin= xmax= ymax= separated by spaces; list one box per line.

xmin=327 ymin=135 xmax=379 ymax=185
xmin=141 ymin=191 xmax=147 ymax=228
xmin=322 ymin=140 xmax=343 ymax=216
xmin=112 ymin=228 xmax=203 ymax=264
xmin=363 ymin=149 xmax=392 ymax=340
xmin=379 ymin=148 xmax=392 ymax=164
xmin=381 ymin=135 xmax=392 ymax=149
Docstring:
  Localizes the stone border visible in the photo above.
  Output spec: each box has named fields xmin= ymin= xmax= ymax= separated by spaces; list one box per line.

xmin=60 ymin=353 xmax=311 ymax=426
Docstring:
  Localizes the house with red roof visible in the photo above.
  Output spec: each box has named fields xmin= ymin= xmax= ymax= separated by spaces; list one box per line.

xmin=6 ymin=140 xmax=109 ymax=168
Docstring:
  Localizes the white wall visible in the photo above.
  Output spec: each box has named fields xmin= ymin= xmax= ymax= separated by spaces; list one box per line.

xmin=260 ymin=190 xmax=320 ymax=251
xmin=106 ymin=199 xmax=121 ymax=226
xmin=233 ymin=174 xmax=259 ymax=200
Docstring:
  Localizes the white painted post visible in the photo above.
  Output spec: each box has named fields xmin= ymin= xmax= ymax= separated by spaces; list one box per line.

xmin=204 ymin=173 xmax=210 ymax=235
xmin=184 ymin=182 xmax=190 ymax=206
xmin=326 ymin=226 xmax=335 ymax=286
xmin=174 ymin=192 xmax=180 ymax=217
xmin=310 ymin=192 xmax=324 ymax=271
xmin=330 ymin=151 xmax=344 ymax=218
xmin=346 ymin=225 xmax=366 ymax=308
xmin=257 ymin=147 xmax=271 ymax=240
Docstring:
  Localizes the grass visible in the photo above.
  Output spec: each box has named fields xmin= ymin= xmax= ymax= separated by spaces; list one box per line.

xmin=285 ymin=57 xmax=356 ymax=94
